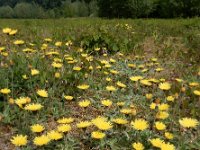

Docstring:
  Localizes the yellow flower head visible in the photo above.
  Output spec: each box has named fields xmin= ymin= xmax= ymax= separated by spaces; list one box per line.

xmin=0 ymin=88 xmax=11 ymax=94
xmin=112 ymin=118 xmax=128 ymax=125
xmin=52 ymin=62 xmax=63 ymax=68
xmin=159 ymin=82 xmax=171 ymax=90
xmin=106 ymin=86 xmax=117 ymax=92
xmin=146 ymin=93 xmax=153 ymax=100
xmin=150 ymin=138 xmax=164 ymax=148
xmin=78 ymin=100 xmax=91 ymax=107
xmin=116 ymin=81 xmax=127 ymax=88
xmin=158 ymin=103 xmax=169 ymax=111
xmin=77 ymin=84 xmax=90 ymax=90
xmin=77 ymin=121 xmax=92 ymax=128
xmin=166 ymin=96 xmax=175 ymax=102
xmin=37 ymin=89 xmax=48 ymax=98
xmin=57 ymin=124 xmax=71 ymax=133
xmin=193 ymin=90 xmax=200 ymax=96
xmin=156 ymin=111 xmax=169 ymax=120
xmin=31 ymin=69 xmax=40 ymax=76
xmin=130 ymin=76 xmax=143 ymax=82
xmin=91 ymin=131 xmax=105 ymax=139
xmin=140 ymin=79 xmax=152 ymax=86
xmin=33 ymin=135 xmax=51 ymax=146
xmin=15 ymin=97 xmax=31 ymax=106
xmin=155 ymin=121 xmax=166 ymax=130
xmin=24 ymin=103 xmax=43 ymax=111
xmin=64 ymin=95 xmax=73 ymax=101
xmin=3 ymin=27 xmax=12 ymax=34
xmin=57 ymin=117 xmax=74 ymax=124
xmin=14 ymin=40 xmax=25 ymax=45
xmin=179 ymin=117 xmax=199 ymax=128
xmin=47 ymin=130 xmax=63 ymax=140
xmin=101 ymin=99 xmax=112 ymax=107
xmin=92 ymin=117 xmax=113 ymax=131
xmin=131 ymin=119 xmax=149 ymax=131
xmin=31 ymin=124 xmax=45 ymax=133
xmin=10 ymin=135 xmax=27 ymax=146
xmin=73 ymin=66 xmax=82 ymax=71
xmin=132 ymin=142 xmax=144 ymax=150
xmin=161 ymin=142 xmax=175 ymax=150
xmin=164 ymin=132 xmax=173 ymax=140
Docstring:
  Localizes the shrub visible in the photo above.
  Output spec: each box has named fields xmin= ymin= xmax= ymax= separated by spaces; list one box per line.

xmin=0 ymin=6 xmax=14 ymax=18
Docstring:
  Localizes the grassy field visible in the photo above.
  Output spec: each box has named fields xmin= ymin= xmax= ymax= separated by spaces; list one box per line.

xmin=0 ymin=18 xmax=200 ymax=150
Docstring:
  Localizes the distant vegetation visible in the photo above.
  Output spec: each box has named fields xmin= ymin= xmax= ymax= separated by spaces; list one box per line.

xmin=0 ymin=0 xmax=199 ymax=18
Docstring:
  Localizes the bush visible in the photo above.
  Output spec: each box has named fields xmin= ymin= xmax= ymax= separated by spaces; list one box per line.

xmin=0 ymin=6 xmax=14 ymax=18
xmin=14 ymin=2 xmax=46 ymax=18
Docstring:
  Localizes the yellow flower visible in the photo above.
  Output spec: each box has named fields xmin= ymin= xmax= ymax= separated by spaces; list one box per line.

xmin=140 ymin=79 xmax=152 ymax=86
xmin=130 ymin=76 xmax=143 ymax=82
xmin=10 ymin=135 xmax=27 ymax=146
xmin=193 ymin=90 xmax=200 ymax=96
xmin=131 ymin=119 xmax=149 ymax=131
xmin=47 ymin=130 xmax=63 ymax=140
xmin=128 ymin=63 xmax=136 ymax=68
xmin=57 ymin=124 xmax=71 ymax=133
xmin=179 ymin=117 xmax=199 ymax=128
xmin=78 ymin=100 xmax=91 ymax=107
xmin=31 ymin=69 xmax=39 ymax=76
xmin=31 ymin=124 xmax=45 ymax=133
xmin=110 ymin=69 xmax=119 ymax=74
xmin=150 ymin=103 xmax=157 ymax=109
xmin=14 ymin=40 xmax=24 ymax=45
xmin=164 ymin=132 xmax=174 ymax=140
xmin=57 ymin=117 xmax=74 ymax=124
xmin=117 ymin=101 xmax=125 ymax=106
xmin=116 ymin=81 xmax=126 ymax=88
xmin=160 ymin=142 xmax=175 ymax=150
xmin=189 ymin=82 xmax=199 ymax=87
xmin=15 ymin=97 xmax=31 ymax=106
xmin=132 ymin=142 xmax=144 ymax=150
xmin=156 ymin=111 xmax=169 ymax=120
xmin=73 ymin=66 xmax=82 ymax=71
xmin=92 ymin=117 xmax=113 ymax=130
xmin=106 ymin=86 xmax=117 ymax=91
xmin=44 ymin=38 xmax=52 ymax=42
xmin=159 ymin=82 xmax=171 ymax=90
xmin=22 ymin=74 xmax=28 ymax=79
xmin=55 ymin=41 xmax=62 ymax=47
xmin=158 ymin=104 xmax=169 ymax=111
xmin=101 ymin=99 xmax=112 ymax=107
xmin=150 ymin=138 xmax=164 ymax=148
xmin=155 ymin=122 xmax=166 ymax=130
xmin=77 ymin=84 xmax=90 ymax=90
xmin=55 ymin=72 xmax=61 ymax=78
xmin=64 ymin=95 xmax=73 ymax=101
xmin=52 ymin=62 xmax=62 ymax=68
xmin=9 ymin=29 xmax=18 ymax=35
xmin=166 ymin=96 xmax=175 ymax=102
xmin=2 ymin=27 xmax=12 ymax=34
xmin=77 ymin=121 xmax=92 ymax=128
xmin=24 ymin=103 xmax=43 ymax=111
xmin=91 ymin=131 xmax=105 ymax=139
xmin=120 ymin=108 xmax=136 ymax=115
xmin=33 ymin=135 xmax=51 ymax=146
xmin=37 ymin=89 xmax=48 ymax=98
xmin=146 ymin=93 xmax=153 ymax=100
xmin=0 ymin=88 xmax=11 ymax=94
xmin=106 ymin=77 xmax=112 ymax=82
xmin=112 ymin=118 xmax=128 ymax=125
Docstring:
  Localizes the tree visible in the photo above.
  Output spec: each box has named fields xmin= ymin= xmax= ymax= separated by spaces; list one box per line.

xmin=0 ymin=6 xmax=14 ymax=18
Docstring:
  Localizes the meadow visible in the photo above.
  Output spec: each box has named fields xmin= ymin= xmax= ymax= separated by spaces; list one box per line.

xmin=0 ymin=18 xmax=200 ymax=150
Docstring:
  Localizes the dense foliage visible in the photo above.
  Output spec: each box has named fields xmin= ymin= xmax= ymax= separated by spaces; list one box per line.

xmin=0 ymin=0 xmax=199 ymax=18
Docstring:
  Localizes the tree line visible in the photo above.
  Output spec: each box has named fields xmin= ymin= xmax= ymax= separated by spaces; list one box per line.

xmin=0 ymin=0 xmax=199 ymax=18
